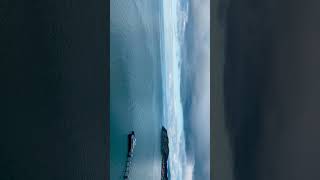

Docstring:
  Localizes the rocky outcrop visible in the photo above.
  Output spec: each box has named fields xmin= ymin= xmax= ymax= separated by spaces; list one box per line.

xmin=161 ymin=127 xmax=169 ymax=180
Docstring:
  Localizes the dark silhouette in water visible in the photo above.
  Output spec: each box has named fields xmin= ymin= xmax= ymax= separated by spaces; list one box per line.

xmin=161 ymin=127 xmax=169 ymax=180
xmin=124 ymin=131 xmax=136 ymax=179
xmin=127 ymin=131 xmax=136 ymax=156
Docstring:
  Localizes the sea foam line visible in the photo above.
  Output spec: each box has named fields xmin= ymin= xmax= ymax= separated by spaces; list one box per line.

xmin=160 ymin=0 xmax=190 ymax=179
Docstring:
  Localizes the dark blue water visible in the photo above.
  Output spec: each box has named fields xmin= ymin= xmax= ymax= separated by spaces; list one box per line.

xmin=110 ymin=0 xmax=163 ymax=179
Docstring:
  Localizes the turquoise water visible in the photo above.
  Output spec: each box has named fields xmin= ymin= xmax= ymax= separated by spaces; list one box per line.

xmin=110 ymin=0 xmax=163 ymax=179
xmin=110 ymin=0 xmax=191 ymax=179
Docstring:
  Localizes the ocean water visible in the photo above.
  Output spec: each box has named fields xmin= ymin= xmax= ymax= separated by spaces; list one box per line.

xmin=110 ymin=0 xmax=189 ymax=179
xmin=110 ymin=0 xmax=163 ymax=179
